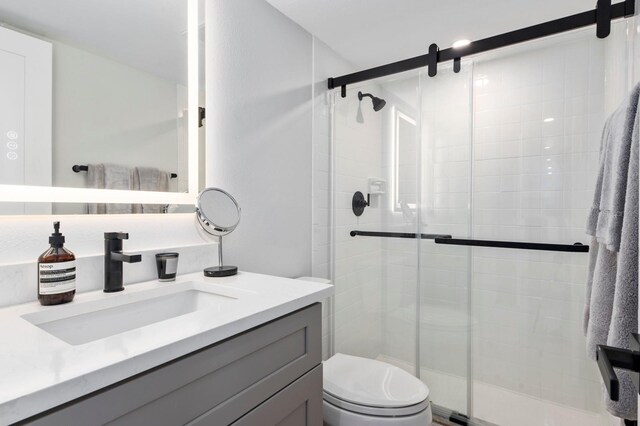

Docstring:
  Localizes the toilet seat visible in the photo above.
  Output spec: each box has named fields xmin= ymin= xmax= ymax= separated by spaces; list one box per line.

xmin=323 ymin=353 xmax=430 ymax=417
xmin=323 ymin=391 xmax=430 ymax=417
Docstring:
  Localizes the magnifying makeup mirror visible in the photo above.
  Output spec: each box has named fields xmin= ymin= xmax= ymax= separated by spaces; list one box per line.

xmin=196 ymin=187 xmax=241 ymax=277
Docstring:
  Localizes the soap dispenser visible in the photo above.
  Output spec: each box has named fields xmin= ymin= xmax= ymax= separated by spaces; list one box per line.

xmin=38 ymin=222 xmax=76 ymax=306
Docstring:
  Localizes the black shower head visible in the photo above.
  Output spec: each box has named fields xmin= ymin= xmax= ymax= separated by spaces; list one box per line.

xmin=372 ymin=97 xmax=386 ymax=111
xmin=358 ymin=91 xmax=386 ymax=112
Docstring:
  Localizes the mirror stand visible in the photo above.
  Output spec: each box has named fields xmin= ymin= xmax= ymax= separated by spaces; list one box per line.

xmin=196 ymin=187 xmax=241 ymax=278
xmin=204 ymin=236 xmax=238 ymax=277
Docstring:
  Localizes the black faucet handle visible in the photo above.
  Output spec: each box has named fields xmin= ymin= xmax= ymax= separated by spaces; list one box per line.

xmin=111 ymin=252 xmax=142 ymax=263
xmin=105 ymin=232 xmax=129 ymax=240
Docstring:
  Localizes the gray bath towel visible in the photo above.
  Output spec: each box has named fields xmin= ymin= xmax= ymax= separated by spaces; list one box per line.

xmin=584 ymin=83 xmax=640 ymax=420
xmin=605 ymin=110 xmax=639 ymax=419
xmin=132 ymin=167 xmax=170 ymax=214
xmin=587 ymin=83 xmax=640 ymax=251
xmin=86 ymin=164 xmax=134 ymax=214
xmin=585 ymin=238 xmax=617 ymax=354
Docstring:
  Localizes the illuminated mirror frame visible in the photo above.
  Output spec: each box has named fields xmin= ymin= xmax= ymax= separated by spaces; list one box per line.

xmin=0 ymin=0 xmax=200 ymax=207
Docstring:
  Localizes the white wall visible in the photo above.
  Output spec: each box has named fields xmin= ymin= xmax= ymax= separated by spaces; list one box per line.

xmin=205 ymin=0 xmax=312 ymax=278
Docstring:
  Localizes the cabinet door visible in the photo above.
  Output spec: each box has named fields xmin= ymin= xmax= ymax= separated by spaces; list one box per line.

xmin=228 ymin=365 xmax=323 ymax=426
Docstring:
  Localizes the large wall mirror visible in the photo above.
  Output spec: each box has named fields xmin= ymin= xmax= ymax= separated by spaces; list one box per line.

xmin=0 ymin=0 xmax=204 ymax=215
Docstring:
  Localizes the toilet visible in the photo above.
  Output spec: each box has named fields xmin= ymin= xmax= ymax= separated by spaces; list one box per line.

xmin=295 ymin=278 xmax=432 ymax=425
xmin=322 ymin=353 xmax=432 ymax=425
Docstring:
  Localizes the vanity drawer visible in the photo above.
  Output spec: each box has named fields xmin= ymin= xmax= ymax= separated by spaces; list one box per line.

xmin=22 ymin=303 xmax=321 ymax=426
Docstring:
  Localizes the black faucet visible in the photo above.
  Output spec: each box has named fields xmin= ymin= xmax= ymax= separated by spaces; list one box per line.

xmin=104 ymin=232 xmax=142 ymax=293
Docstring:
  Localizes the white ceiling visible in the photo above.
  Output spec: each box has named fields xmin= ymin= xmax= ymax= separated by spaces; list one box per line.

xmin=266 ymin=0 xmax=600 ymax=70
xmin=0 ymin=0 xmax=193 ymax=84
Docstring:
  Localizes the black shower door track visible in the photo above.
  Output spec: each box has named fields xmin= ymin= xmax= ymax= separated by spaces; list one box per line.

xmin=327 ymin=0 xmax=635 ymax=96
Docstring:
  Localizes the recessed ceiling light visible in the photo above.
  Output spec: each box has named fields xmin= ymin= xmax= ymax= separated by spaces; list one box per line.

xmin=544 ymin=117 xmax=555 ymax=122
xmin=453 ymin=39 xmax=471 ymax=48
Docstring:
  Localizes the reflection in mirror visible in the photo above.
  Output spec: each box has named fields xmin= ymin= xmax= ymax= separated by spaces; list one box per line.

xmin=198 ymin=190 xmax=242 ymax=232
xmin=0 ymin=0 xmax=205 ymax=215
xmin=196 ymin=188 xmax=241 ymax=277
xmin=394 ymin=111 xmax=417 ymax=211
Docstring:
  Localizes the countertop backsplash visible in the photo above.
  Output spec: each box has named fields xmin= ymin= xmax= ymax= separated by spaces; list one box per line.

xmin=0 ymin=214 xmax=218 ymax=308
xmin=0 ymin=243 xmax=217 ymax=308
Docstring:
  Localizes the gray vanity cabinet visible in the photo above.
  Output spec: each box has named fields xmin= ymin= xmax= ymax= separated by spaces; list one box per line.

xmin=21 ymin=304 xmax=322 ymax=426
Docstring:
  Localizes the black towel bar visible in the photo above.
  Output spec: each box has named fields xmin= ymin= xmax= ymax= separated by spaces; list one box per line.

xmin=350 ymin=230 xmax=589 ymax=253
xmin=72 ymin=165 xmax=177 ymax=179
xmin=433 ymin=237 xmax=589 ymax=253
xmin=349 ymin=230 xmax=452 ymax=239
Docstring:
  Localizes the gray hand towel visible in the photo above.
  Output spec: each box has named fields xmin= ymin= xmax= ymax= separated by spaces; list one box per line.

xmin=132 ymin=167 xmax=170 ymax=214
xmin=87 ymin=164 xmax=105 ymax=214
xmin=86 ymin=163 xmax=134 ymax=214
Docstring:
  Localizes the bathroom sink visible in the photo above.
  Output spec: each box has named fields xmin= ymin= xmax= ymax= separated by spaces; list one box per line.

xmin=21 ymin=282 xmax=239 ymax=345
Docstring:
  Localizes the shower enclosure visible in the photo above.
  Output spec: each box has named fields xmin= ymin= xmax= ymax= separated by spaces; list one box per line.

xmin=322 ymin=18 xmax=639 ymax=426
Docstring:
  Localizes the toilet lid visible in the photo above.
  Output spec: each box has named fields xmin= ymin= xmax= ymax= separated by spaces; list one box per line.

xmin=323 ymin=353 xmax=430 ymax=409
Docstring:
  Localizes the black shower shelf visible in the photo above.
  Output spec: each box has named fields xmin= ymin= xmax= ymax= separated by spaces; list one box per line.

xmin=350 ymin=230 xmax=589 ymax=253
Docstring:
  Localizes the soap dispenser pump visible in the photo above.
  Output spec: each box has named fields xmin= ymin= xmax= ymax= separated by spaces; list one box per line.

xmin=37 ymin=222 xmax=76 ymax=306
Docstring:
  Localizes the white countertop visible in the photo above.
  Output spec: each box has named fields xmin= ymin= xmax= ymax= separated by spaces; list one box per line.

xmin=0 ymin=272 xmax=333 ymax=424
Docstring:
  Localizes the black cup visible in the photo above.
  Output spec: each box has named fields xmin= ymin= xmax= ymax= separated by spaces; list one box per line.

xmin=156 ymin=253 xmax=179 ymax=282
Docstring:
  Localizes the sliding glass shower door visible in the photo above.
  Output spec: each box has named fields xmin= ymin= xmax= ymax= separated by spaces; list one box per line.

xmin=416 ymin=24 xmax=630 ymax=425
xmin=330 ymin=69 xmax=472 ymax=417
xmin=463 ymin=29 xmax=612 ymax=426
xmin=327 ymin=20 xmax=634 ymax=426
xmin=330 ymin=80 xmax=419 ymax=375
xmin=418 ymin=62 xmax=473 ymax=418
